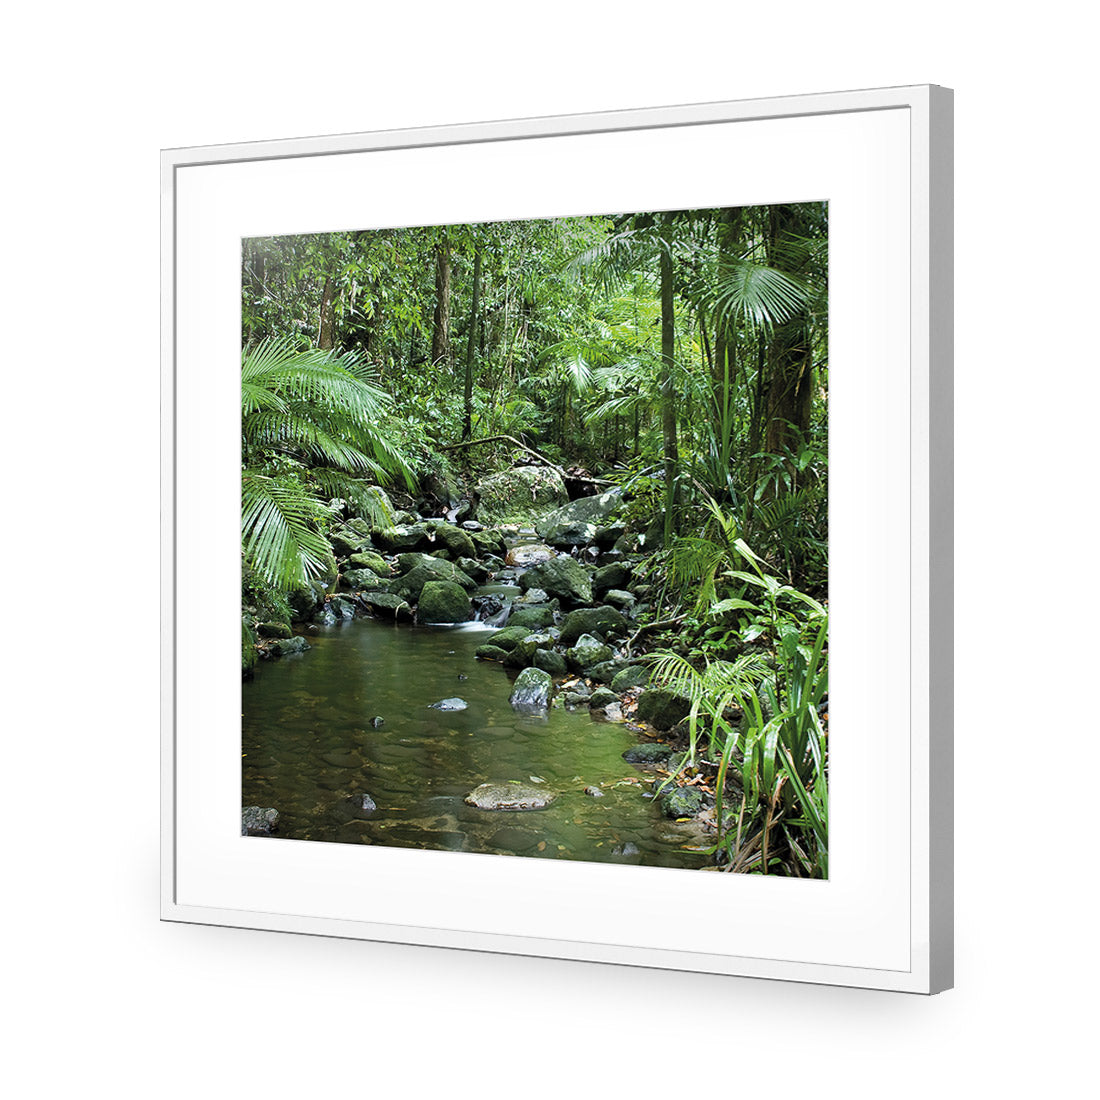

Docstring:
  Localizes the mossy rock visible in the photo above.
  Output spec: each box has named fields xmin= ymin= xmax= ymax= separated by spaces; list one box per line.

xmin=474 ymin=466 xmax=569 ymax=526
xmin=661 ymin=786 xmax=704 ymax=818
xmin=637 ymin=688 xmax=693 ymax=731
xmin=622 ymin=742 xmax=673 ymax=765
xmin=592 ymin=560 xmax=633 ymax=595
xmin=558 ymin=605 xmax=627 ymax=645
xmin=372 ymin=524 xmax=432 ymax=552
xmin=256 ymin=621 xmax=292 ymax=640
xmin=475 ymin=644 xmax=510 ymax=662
xmin=507 ymin=605 xmax=556 ymax=630
xmin=611 ymin=664 xmax=650 ymax=692
xmin=509 ymin=666 xmax=553 ymax=710
xmin=346 ymin=551 xmax=390 ymax=576
xmin=272 ymin=636 xmax=311 ymax=656
xmin=418 ymin=580 xmax=473 ymax=624
xmin=394 ymin=560 xmax=477 ymax=602
xmin=340 ymin=569 xmax=389 ymax=591
xmin=520 ymin=556 xmax=593 ymax=606
xmin=426 ymin=522 xmax=476 ymax=560
xmin=589 ymin=686 xmax=620 ymax=708
xmin=485 ymin=625 xmax=533 ymax=652
xmin=329 ymin=527 xmax=372 ymax=557
xmin=565 ymin=633 xmax=613 ymax=675
xmin=362 ymin=592 xmax=414 ymax=622
xmin=532 ymin=648 xmax=568 ymax=676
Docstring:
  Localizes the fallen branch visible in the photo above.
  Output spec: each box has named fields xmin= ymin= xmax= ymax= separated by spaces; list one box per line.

xmin=624 ymin=614 xmax=687 ymax=656
xmin=440 ymin=434 xmax=565 ymax=478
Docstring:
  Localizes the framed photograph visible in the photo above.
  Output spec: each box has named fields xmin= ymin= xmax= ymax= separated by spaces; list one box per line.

xmin=162 ymin=84 xmax=953 ymax=993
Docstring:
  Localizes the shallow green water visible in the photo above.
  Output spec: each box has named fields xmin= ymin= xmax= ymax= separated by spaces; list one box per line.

xmin=241 ymin=618 xmax=712 ymax=868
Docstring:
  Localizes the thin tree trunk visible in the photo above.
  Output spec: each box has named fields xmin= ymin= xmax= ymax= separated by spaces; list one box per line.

xmin=317 ymin=276 xmax=335 ymax=349
xmin=462 ymin=247 xmax=482 ymax=442
xmin=659 ymin=214 xmax=679 ymax=534
xmin=432 ymin=235 xmax=452 ymax=369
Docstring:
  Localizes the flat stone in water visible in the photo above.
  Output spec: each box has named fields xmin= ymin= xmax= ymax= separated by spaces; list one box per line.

xmin=465 ymin=781 xmax=555 ymax=811
xmin=429 ymin=697 xmax=468 ymax=711
xmin=488 ymin=826 xmax=540 ymax=852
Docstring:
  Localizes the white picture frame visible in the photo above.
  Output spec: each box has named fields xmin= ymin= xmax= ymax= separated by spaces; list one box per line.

xmin=161 ymin=84 xmax=953 ymax=994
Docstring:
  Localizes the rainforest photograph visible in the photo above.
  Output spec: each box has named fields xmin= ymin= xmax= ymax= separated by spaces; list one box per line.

xmin=240 ymin=203 xmax=829 ymax=877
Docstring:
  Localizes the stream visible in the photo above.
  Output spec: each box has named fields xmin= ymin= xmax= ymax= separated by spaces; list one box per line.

xmin=241 ymin=615 xmax=713 ymax=869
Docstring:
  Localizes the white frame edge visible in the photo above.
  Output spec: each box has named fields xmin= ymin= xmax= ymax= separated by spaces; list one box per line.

xmin=160 ymin=85 xmax=953 ymax=994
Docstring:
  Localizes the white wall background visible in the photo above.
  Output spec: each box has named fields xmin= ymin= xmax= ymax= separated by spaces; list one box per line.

xmin=2 ymin=2 xmax=1093 ymax=1096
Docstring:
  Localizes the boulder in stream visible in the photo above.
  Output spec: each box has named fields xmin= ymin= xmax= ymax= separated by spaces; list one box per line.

xmin=474 ymin=465 xmax=569 ymax=526
xmin=557 ymin=605 xmax=628 ymax=645
xmin=394 ymin=560 xmax=477 ymax=602
xmin=509 ymin=666 xmax=553 ymax=710
xmin=464 ymin=781 xmax=555 ymax=811
xmin=520 ymin=556 xmax=593 ymax=606
xmin=536 ymin=487 xmax=623 ymax=547
xmin=565 ymin=633 xmax=613 ymax=675
xmin=418 ymin=580 xmax=473 ymax=623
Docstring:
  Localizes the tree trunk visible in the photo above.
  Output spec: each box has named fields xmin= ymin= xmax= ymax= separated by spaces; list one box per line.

xmin=763 ymin=205 xmax=814 ymax=457
xmin=659 ymin=215 xmax=679 ymax=534
xmin=462 ymin=247 xmax=482 ymax=442
xmin=432 ymin=236 xmax=452 ymax=369
xmin=317 ymin=276 xmax=335 ymax=350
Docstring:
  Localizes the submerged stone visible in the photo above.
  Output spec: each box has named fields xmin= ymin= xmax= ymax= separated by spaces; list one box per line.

xmin=464 ymin=781 xmax=555 ymax=811
xmin=622 ymin=742 xmax=674 ymax=764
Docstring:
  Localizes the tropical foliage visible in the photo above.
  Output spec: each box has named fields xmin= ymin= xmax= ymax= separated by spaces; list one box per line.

xmin=241 ymin=202 xmax=828 ymax=876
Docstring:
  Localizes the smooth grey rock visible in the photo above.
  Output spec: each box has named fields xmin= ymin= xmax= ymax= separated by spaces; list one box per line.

xmin=272 ymin=636 xmax=310 ymax=656
xmin=429 ymin=697 xmax=468 ymax=711
xmin=536 ymin=488 xmax=623 ymax=547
